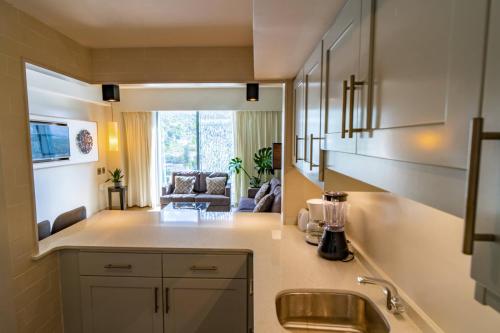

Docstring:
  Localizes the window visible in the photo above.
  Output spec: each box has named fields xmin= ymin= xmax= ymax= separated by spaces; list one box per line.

xmin=158 ymin=111 xmax=234 ymax=185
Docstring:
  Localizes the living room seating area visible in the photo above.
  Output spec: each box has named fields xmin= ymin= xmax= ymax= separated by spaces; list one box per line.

xmin=161 ymin=171 xmax=231 ymax=212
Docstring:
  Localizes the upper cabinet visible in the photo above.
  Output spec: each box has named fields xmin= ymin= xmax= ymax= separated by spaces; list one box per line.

xmin=293 ymin=69 xmax=306 ymax=169
xmin=357 ymin=0 xmax=488 ymax=169
xmin=322 ymin=0 xmax=372 ymax=154
xmin=304 ymin=42 xmax=324 ymax=181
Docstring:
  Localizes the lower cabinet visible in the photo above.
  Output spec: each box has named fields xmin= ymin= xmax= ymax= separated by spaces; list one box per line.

xmin=164 ymin=278 xmax=247 ymax=333
xmin=80 ymin=276 xmax=163 ymax=333
xmin=61 ymin=251 xmax=251 ymax=333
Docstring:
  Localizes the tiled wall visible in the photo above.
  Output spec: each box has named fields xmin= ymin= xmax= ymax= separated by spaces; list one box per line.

xmin=0 ymin=0 xmax=91 ymax=331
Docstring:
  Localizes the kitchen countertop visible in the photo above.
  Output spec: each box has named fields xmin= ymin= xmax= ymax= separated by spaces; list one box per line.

xmin=35 ymin=210 xmax=422 ymax=332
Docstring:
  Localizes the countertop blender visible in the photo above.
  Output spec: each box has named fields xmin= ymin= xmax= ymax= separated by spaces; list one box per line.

xmin=317 ymin=192 xmax=352 ymax=261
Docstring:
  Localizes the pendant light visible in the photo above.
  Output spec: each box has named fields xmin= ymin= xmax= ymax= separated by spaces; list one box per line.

xmin=102 ymin=84 xmax=120 ymax=152
xmin=246 ymin=83 xmax=259 ymax=101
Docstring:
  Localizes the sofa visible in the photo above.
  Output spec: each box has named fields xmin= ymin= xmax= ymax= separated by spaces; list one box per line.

xmin=237 ymin=178 xmax=281 ymax=213
xmin=161 ymin=171 xmax=231 ymax=212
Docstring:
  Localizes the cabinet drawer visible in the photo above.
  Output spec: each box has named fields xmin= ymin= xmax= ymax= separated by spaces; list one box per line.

xmin=79 ymin=252 xmax=162 ymax=277
xmin=163 ymin=254 xmax=247 ymax=279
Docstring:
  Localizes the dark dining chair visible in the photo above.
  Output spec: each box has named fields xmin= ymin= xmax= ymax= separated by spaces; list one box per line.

xmin=51 ymin=206 xmax=87 ymax=235
xmin=37 ymin=220 xmax=51 ymax=241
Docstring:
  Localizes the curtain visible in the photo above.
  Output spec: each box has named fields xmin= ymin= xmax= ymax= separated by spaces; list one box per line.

xmin=123 ymin=112 xmax=153 ymax=207
xmin=233 ymin=111 xmax=282 ymax=203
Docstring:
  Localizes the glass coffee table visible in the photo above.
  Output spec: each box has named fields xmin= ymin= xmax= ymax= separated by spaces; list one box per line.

xmin=160 ymin=202 xmax=232 ymax=225
xmin=165 ymin=202 xmax=210 ymax=211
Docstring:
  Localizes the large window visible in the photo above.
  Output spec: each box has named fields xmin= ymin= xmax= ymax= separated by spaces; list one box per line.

xmin=158 ymin=111 xmax=234 ymax=185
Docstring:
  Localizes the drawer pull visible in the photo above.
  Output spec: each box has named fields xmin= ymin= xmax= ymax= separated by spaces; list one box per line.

xmin=189 ymin=265 xmax=218 ymax=271
xmin=165 ymin=288 xmax=170 ymax=314
xmin=347 ymin=74 xmax=366 ymax=138
xmin=104 ymin=264 xmax=132 ymax=269
xmin=154 ymin=287 xmax=159 ymax=313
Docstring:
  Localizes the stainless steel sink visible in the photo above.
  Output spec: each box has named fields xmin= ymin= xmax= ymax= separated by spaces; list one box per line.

xmin=276 ymin=289 xmax=390 ymax=333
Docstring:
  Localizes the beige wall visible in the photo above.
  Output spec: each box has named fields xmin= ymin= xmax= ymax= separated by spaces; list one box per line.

xmin=91 ymin=47 xmax=254 ymax=83
xmin=322 ymin=170 xmax=500 ymax=332
xmin=0 ymin=0 xmax=92 ymax=331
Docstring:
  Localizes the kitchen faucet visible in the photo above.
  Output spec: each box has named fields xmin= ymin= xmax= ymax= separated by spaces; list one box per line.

xmin=357 ymin=276 xmax=405 ymax=314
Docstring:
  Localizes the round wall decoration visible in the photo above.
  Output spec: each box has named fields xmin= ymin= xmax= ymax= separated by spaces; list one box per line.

xmin=76 ymin=129 xmax=93 ymax=154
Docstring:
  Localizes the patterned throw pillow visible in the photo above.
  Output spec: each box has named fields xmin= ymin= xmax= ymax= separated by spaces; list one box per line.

xmin=173 ymin=176 xmax=195 ymax=194
xmin=253 ymin=193 xmax=275 ymax=213
xmin=206 ymin=177 xmax=226 ymax=195
xmin=254 ymin=182 xmax=270 ymax=204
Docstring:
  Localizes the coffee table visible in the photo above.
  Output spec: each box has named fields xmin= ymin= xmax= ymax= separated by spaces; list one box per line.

xmin=160 ymin=202 xmax=211 ymax=224
xmin=164 ymin=202 xmax=210 ymax=211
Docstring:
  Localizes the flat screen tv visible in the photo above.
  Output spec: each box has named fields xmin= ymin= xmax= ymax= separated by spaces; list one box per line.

xmin=30 ymin=121 xmax=70 ymax=163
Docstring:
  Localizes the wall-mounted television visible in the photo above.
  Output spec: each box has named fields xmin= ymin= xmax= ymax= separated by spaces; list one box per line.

xmin=30 ymin=121 xmax=70 ymax=163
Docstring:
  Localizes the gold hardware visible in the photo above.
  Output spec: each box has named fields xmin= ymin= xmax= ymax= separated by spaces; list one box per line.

xmin=348 ymin=74 xmax=365 ymax=138
xmin=189 ymin=265 xmax=218 ymax=271
xmin=165 ymin=288 xmax=170 ymax=313
xmin=463 ymin=117 xmax=499 ymax=255
xmin=341 ymin=80 xmax=348 ymax=138
xmin=295 ymin=135 xmax=305 ymax=162
xmin=309 ymin=133 xmax=321 ymax=171
xmin=104 ymin=264 xmax=132 ymax=269
xmin=154 ymin=287 xmax=159 ymax=313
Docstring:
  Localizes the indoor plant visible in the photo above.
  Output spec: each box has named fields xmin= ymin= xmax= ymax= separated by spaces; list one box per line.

xmin=106 ymin=168 xmax=124 ymax=188
xmin=253 ymin=147 xmax=273 ymax=178
xmin=228 ymin=157 xmax=261 ymax=188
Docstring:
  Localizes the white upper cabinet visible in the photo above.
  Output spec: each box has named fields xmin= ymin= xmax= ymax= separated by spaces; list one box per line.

xmin=293 ymin=69 xmax=306 ymax=168
xmin=356 ymin=0 xmax=489 ymax=168
xmin=322 ymin=0 xmax=372 ymax=154
xmin=304 ymin=42 xmax=324 ymax=180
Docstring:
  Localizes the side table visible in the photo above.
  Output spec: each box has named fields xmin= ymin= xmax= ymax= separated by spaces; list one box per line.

xmin=108 ymin=186 xmax=127 ymax=210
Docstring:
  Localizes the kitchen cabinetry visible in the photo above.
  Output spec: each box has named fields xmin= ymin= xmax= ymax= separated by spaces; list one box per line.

xmin=293 ymin=69 xmax=306 ymax=169
xmin=356 ymin=0 xmax=488 ymax=169
xmin=60 ymin=251 xmax=252 ymax=333
xmin=164 ymin=278 xmax=247 ymax=333
xmin=322 ymin=0 xmax=372 ymax=154
xmin=81 ymin=276 xmax=163 ymax=333
xmin=304 ymin=42 xmax=324 ymax=181
xmin=469 ymin=0 xmax=500 ymax=312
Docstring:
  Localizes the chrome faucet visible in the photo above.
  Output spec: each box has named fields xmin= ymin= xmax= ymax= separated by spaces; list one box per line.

xmin=357 ymin=276 xmax=405 ymax=314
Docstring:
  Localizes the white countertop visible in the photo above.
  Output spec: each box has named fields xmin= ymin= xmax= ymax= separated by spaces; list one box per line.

xmin=36 ymin=210 xmax=422 ymax=333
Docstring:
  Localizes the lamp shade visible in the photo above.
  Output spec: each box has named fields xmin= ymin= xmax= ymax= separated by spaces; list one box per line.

xmin=272 ymin=143 xmax=282 ymax=170
xmin=246 ymin=83 xmax=259 ymax=101
xmin=108 ymin=122 xmax=119 ymax=152
xmin=102 ymin=84 xmax=120 ymax=102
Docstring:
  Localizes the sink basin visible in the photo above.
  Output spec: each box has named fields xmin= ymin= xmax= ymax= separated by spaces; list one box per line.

xmin=276 ymin=289 xmax=390 ymax=333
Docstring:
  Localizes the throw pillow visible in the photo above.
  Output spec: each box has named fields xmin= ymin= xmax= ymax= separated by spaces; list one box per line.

xmin=206 ymin=177 xmax=226 ymax=195
xmin=253 ymin=193 xmax=275 ymax=213
xmin=173 ymin=176 xmax=195 ymax=194
xmin=254 ymin=182 xmax=270 ymax=204
xmin=271 ymin=186 xmax=281 ymax=213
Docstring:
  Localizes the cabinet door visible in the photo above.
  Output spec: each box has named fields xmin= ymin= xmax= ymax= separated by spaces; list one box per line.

xmin=164 ymin=278 xmax=247 ymax=333
xmin=80 ymin=276 xmax=163 ymax=333
xmin=471 ymin=0 xmax=500 ymax=311
xmin=357 ymin=0 xmax=489 ymax=168
xmin=304 ymin=42 xmax=324 ymax=180
xmin=322 ymin=0 xmax=371 ymax=154
xmin=293 ymin=70 xmax=306 ymax=168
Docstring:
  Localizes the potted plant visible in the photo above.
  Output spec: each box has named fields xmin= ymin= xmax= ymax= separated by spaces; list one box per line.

xmin=106 ymin=168 xmax=124 ymax=188
xmin=228 ymin=157 xmax=262 ymax=188
xmin=253 ymin=147 xmax=273 ymax=179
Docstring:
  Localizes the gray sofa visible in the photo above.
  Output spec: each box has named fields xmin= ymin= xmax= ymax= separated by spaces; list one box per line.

xmin=237 ymin=178 xmax=281 ymax=213
xmin=161 ymin=171 xmax=231 ymax=212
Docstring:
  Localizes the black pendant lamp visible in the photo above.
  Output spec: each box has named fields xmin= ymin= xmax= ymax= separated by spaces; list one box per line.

xmin=246 ymin=83 xmax=259 ymax=101
xmin=102 ymin=84 xmax=120 ymax=102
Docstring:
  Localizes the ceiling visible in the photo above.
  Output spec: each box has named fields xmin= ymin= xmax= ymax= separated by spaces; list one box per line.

xmin=8 ymin=0 xmax=345 ymax=80
xmin=6 ymin=0 xmax=253 ymax=47
xmin=253 ymin=0 xmax=346 ymax=79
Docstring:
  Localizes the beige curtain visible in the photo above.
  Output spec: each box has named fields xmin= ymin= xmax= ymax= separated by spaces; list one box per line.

xmin=123 ymin=112 xmax=153 ymax=207
xmin=233 ymin=111 xmax=282 ymax=203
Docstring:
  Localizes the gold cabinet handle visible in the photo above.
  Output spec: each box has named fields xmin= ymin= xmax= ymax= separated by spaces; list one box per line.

xmin=309 ymin=133 xmax=321 ymax=171
xmin=295 ymin=135 xmax=305 ymax=162
xmin=463 ymin=117 xmax=499 ymax=255
xmin=348 ymin=74 xmax=366 ymax=138
xmin=189 ymin=265 xmax=218 ymax=271
xmin=341 ymin=80 xmax=348 ymax=138
xmin=104 ymin=264 xmax=132 ymax=269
